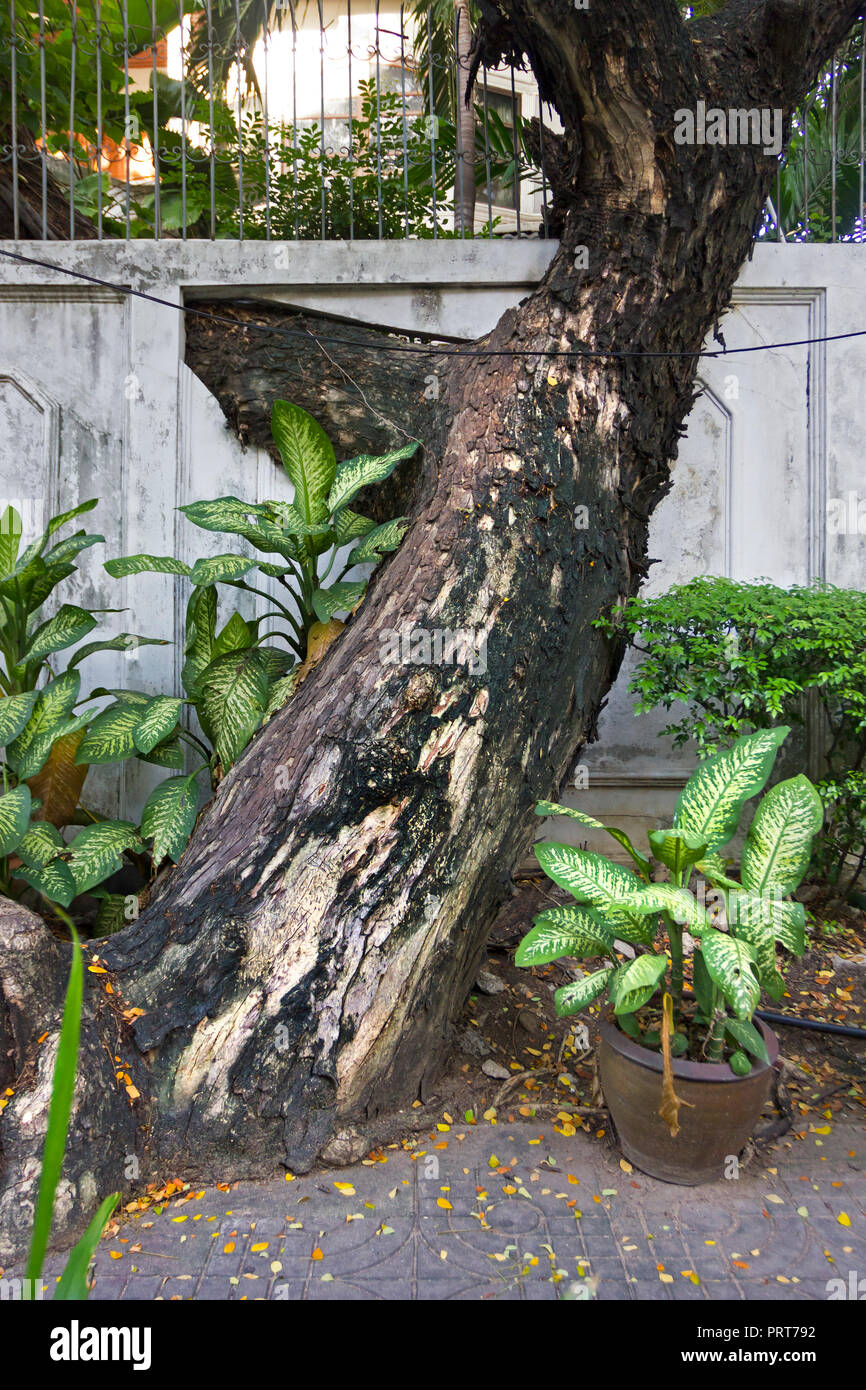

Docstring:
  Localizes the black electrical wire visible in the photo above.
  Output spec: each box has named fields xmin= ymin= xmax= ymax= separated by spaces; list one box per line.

xmin=4 ymin=246 xmax=866 ymax=362
xmin=756 ymin=1009 xmax=866 ymax=1040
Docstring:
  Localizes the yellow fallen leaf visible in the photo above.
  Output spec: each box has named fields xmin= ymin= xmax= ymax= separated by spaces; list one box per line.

xmin=251 ymin=1242 xmax=268 ymax=1252
xmin=223 ymin=1242 xmax=235 ymax=1253
xmin=334 ymin=1182 xmax=355 ymax=1196
xmin=312 ymin=1247 xmax=324 ymax=1260
xmin=838 ymin=1212 xmax=851 ymax=1227
xmin=437 ymin=1197 xmax=452 ymax=1210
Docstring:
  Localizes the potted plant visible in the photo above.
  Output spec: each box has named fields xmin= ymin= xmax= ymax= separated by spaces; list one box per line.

xmin=516 ymin=727 xmax=823 ymax=1184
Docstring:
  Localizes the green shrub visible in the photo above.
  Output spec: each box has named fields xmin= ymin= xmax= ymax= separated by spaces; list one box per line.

xmin=598 ymin=578 xmax=866 ymax=890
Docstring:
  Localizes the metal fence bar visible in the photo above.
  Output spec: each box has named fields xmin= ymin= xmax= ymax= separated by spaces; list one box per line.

xmin=347 ymin=0 xmax=354 ymax=240
xmin=831 ymin=55 xmax=838 ymax=242
xmin=68 ymin=5 xmax=76 ymax=238
xmin=537 ymin=83 xmax=549 ymax=239
xmin=151 ymin=0 xmax=161 ymax=239
xmin=206 ymin=0 xmax=216 ymax=239
xmin=510 ymin=62 xmax=521 ymax=235
xmin=10 ymin=0 xmax=18 ymax=238
xmin=289 ymin=0 xmax=299 ymax=240
xmin=318 ymin=0 xmax=326 ymax=238
xmin=427 ymin=6 xmax=438 ymax=238
xmin=482 ymin=64 xmax=493 ymax=236
xmin=179 ymin=0 xmax=187 ymax=239
xmin=96 ymin=0 xmax=103 ymax=238
xmin=38 ymin=0 xmax=47 ymax=238
xmin=400 ymin=4 xmax=410 ymax=239
xmin=856 ymin=15 xmax=861 ymax=239
xmin=123 ymin=0 xmax=131 ymax=240
xmin=262 ymin=0 xmax=271 ymax=240
xmin=375 ymin=0 xmax=384 ymax=239
xmin=235 ymin=0 xmax=243 ymax=239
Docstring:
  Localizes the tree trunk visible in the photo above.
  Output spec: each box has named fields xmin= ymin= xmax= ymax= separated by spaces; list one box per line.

xmin=455 ymin=0 xmax=477 ymax=234
xmin=1 ymin=0 xmax=860 ymax=1261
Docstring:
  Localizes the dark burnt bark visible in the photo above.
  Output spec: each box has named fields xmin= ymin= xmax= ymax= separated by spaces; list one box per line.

xmin=1 ymin=0 xmax=861 ymax=1260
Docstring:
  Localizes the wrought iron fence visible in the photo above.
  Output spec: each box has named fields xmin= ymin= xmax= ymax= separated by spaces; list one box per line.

xmin=0 ymin=2 xmax=863 ymax=243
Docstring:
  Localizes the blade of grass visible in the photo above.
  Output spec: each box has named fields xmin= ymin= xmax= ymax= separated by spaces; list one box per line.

xmin=23 ymin=919 xmax=83 ymax=1293
xmin=53 ymin=1192 xmax=119 ymax=1300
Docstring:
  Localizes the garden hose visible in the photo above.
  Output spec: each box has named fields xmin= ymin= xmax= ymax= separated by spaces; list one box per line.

xmin=755 ymin=1009 xmax=866 ymax=1041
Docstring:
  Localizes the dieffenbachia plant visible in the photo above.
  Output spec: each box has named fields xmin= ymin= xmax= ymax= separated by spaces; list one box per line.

xmin=98 ymin=403 xmax=418 ymax=868
xmin=517 ymin=727 xmax=823 ymax=1071
xmin=0 ymin=500 xmax=166 ymax=913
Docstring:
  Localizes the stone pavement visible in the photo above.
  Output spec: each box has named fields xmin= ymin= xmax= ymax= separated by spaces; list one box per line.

xmin=18 ymin=1121 xmax=866 ymax=1301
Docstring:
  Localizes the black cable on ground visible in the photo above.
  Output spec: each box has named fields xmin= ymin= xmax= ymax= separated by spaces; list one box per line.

xmin=756 ymin=1009 xmax=866 ymax=1040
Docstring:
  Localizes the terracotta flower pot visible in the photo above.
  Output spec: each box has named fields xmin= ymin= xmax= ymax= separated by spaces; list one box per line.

xmin=598 ymin=1015 xmax=779 ymax=1185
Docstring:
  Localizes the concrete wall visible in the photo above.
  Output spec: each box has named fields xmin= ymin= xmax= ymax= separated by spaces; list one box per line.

xmin=0 ymin=239 xmax=863 ymax=834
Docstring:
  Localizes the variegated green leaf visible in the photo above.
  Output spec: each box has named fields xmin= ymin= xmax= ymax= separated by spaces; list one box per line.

xmin=674 ymin=726 xmax=789 ymax=851
xmin=6 ymin=672 xmax=80 ymax=772
xmin=12 ymin=501 xmax=97 ymax=576
xmin=619 ymin=883 xmax=712 ymax=933
xmin=263 ymin=670 xmax=300 ymax=721
xmin=138 ymin=739 xmax=186 ymax=771
xmin=534 ymin=801 xmax=651 ymax=878
xmin=0 ymin=691 xmax=39 ymax=746
xmin=212 ymin=611 xmax=253 ymax=659
xmin=0 ymin=784 xmax=31 ymax=855
xmin=91 ymin=892 xmax=130 ymax=937
xmin=311 ymin=581 xmax=367 ymax=624
xmin=14 ymin=712 xmax=91 ymax=780
xmin=724 ymin=1017 xmax=770 ymax=1065
xmin=189 ymin=554 xmax=256 ymax=587
xmin=75 ymin=703 xmax=143 ymax=766
xmin=266 ymin=501 xmax=333 ymax=538
xmin=181 ymin=584 xmax=217 ymax=698
xmin=553 ymin=967 xmax=615 ymax=1018
xmin=133 ymin=696 xmax=183 ymax=755
xmin=515 ymin=905 xmax=616 ymax=966
xmin=16 ymin=821 xmax=65 ymax=868
xmin=256 ymin=646 xmax=293 ymax=682
xmin=66 ymin=820 xmax=142 ymax=895
xmin=700 ymin=931 xmax=761 ymax=1019
xmin=244 ymin=520 xmax=304 ymax=562
xmin=731 ymin=889 xmax=806 ymax=954
xmin=15 ymin=857 xmax=76 ymax=907
xmin=332 ymin=510 xmax=376 ymax=544
xmin=609 ymin=953 xmax=668 ymax=1015
xmin=178 ymin=496 xmax=271 ymax=536
xmin=68 ymin=633 xmax=168 ymax=669
xmin=533 ymin=843 xmax=654 ymax=944
xmin=199 ymin=648 xmax=270 ymax=768
xmin=327 ymin=441 xmax=419 ymax=516
xmin=271 ymin=400 xmax=337 ymax=527
xmin=347 ymin=517 xmax=409 ymax=565
xmin=695 ymin=853 xmax=742 ymax=890
xmin=648 ymin=828 xmax=708 ymax=876
xmin=23 ymin=605 xmax=97 ymax=665
xmin=741 ymin=775 xmax=824 ymax=898
xmin=730 ymin=913 xmax=786 ymax=1000
xmin=0 ymin=504 xmax=23 ymax=574
xmin=104 ymin=554 xmax=191 ymax=578
xmin=44 ymin=531 xmax=104 ymax=565
xmin=141 ymin=774 xmax=199 ymax=864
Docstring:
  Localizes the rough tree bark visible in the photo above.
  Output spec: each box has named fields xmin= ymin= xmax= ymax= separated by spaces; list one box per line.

xmin=1 ymin=0 xmax=860 ymax=1260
